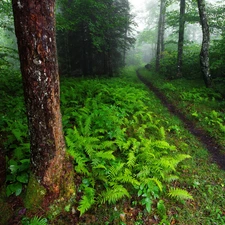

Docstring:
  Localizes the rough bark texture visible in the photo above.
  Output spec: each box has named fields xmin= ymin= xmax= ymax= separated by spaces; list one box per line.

xmin=177 ymin=0 xmax=186 ymax=77
xmin=197 ymin=0 xmax=212 ymax=87
xmin=12 ymin=0 xmax=66 ymax=194
xmin=156 ymin=0 xmax=166 ymax=71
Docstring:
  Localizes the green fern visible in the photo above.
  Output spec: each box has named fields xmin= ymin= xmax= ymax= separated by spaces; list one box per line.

xmin=127 ymin=151 xmax=136 ymax=168
xmin=168 ymin=188 xmax=193 ymax=201
xmin=78 ymin=187 xmax=95 ymax=215
xmin=159 ymin=126 xmax=166 ymax=140
xmin=99 ymin=185 xmax=130 ymax=204
xmin=28 ymin=216 xmax=48 ymax=225
xmin=95 ymin=151 xmax=115 ymax=160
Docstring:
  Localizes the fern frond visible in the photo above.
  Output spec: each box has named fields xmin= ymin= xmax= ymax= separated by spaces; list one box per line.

xmin=78 ymin=187 xmax=95 ymax=215
xmin=137 ymin=166 xmax=151 ymax=179
xmin=100 ymin=140 xmax=116 ymax=149
xmin=113 ymin=168 xmax=140 ymax=186
xmin=99 ymin=185 xmax=130 ymax=204
xmin=152 ymin=140 xmax=176 ymax=151
xmin=108 ymin=162 xmax=125 ymax=179
xmin=150 ymin=177 xmax=163 ymax=192
xmin=127 ymin=151 xmax=136 ymax=168
xmin=164 ymin=175 xmax=179 ymax=182
xmin=95 ymin=151 xmax=115 ymax=160
xmin=168 ymin=188 xmax=193 ymax=201
xmin=29 ymin=216 xmax=48 ymax=225
xmin=159 ymin=154 xmax=191 ymax=172
xmin=159 ymin=126 xmax=166 ymax=140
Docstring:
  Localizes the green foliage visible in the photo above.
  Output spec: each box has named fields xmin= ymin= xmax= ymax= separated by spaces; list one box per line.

xmin=21 ymin=216 xmax=48 ymax=225
xmin=210 ymin=33 xmax=225 ymax=78
xmin=56 ymin=0 xmax=135 ymax=75
xmin=61 ymin=67 xmax=191 ymax=215
xmin=168 ymin=188 xmax=193 ymax=201
xmin=157 ymin=43 xmax=201 ymax=79
xmin=6 ymin=159 xmax=30 ymax=196
xmin=138 ymin=67 xmax=225 ymax=224
xmin=0 ymin=61 xmax=29 ymax=197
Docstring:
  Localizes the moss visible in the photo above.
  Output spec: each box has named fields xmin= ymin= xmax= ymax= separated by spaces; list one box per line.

xmin=25 ymin=173 xmax=46 ymax=211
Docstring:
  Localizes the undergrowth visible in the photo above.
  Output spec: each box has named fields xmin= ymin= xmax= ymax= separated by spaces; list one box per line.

xmin=1 ymin=65 xmax=225 ymax=224
xmin=60 ymin=68 xmax=192 ymax=219
xmin=139 ymin=68 xmax=225 ymax=150
xmin=138 ymin=67 xmax=225 ymax=224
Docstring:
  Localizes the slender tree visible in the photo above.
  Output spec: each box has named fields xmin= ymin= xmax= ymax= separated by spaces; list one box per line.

xmin=12 ymin=0 xmax=74 ymax=208
xmin=156 ymin=0 xmax=166 ymax=71
xmin=177 ymin=0 xmax=186 ymax=77
xmin=197 ymin=0 xmax=212 ymax=87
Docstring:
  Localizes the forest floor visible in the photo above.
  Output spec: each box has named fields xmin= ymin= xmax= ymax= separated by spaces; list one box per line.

xmin=137 ymin=70 xmax=225 ymax=171
xmin=2 ymin=66 xmax=225 ymax=225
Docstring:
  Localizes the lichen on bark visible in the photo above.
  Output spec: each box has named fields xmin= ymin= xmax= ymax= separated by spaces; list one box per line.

xmin=12 ymin=0 xmax=75 ymax=211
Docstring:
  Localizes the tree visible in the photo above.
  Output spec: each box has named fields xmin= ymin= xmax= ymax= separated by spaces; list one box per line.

xmin=177 ymin=0 xmax=186 ymax=77
xmin=12 ymin=0 xmax=74 ymax=208
xmin=197 ymin=0 xmax=212 ymax=87
xmin=56 ymin=0 xmax=135 ymax=76
xmin=156 ymin=0 xmax=166 ymax=71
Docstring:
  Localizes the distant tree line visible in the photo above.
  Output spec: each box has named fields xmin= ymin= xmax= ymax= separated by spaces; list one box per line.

xmin=56 ymin=0 xmax=135 ymax=77
xmin=136 ymin=0 xmax=225 ymax=88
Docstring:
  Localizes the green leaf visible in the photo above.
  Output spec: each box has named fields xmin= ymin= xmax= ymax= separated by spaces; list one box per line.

xmin=157 ymin=200 xmax=166 ymax=217
xmin=6 ymin=182 xmax=22 ymax=196
xmin=16 ymin=172 xmax=29 ymax=183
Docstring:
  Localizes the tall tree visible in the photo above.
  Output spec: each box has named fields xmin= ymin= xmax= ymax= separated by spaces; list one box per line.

xmin=156 ymin=0 xmax=166 ymax=71
xmin=56 ymin=0 xmax=134 ymax=76
xmin=197 ymin=0 xmax=212 ymax=87
xmin=12 ymin=0 xmax=74 ymax=207
xmin=177 ymin=0 xmax=186 ymax=77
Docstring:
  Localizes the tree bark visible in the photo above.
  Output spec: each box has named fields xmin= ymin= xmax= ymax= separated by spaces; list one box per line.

xmin=197 ymin=0 xmax=212 ymax=87
xmin=12 ymin=0 xmax=73 ymax=201
xmin=177 ymin=0 xmax=186 ymax=77
xmin=156 ymin=0 xmax=166 ymax=71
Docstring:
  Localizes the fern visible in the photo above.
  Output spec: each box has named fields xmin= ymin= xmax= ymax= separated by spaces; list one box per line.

xmin=159 ymin=126 xmax=166 ymax=140
xmin=95 ymin=151 xmax=115 ymax=160
xmin=127 ymin=151 xmax=136 ymax=168
xmin=27 ymin=216 xmax=48 ymax=225
xmin=78 ymin=187 xmax=95 ymax=215
xmin=113 ymin=168 xmax=140 ymax=186
xmin=99 ymin=185 xmax=130 ymax=204
xmin=107 ymin=162 xmax=125 ymax=179
xmin=168 ymin=188 xmax=193 ymax=201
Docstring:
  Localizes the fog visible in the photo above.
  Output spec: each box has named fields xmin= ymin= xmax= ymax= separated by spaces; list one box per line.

xmin=129 ymin=0 xmax=219 ymax=32
xmin=127 ymin=0 xmax=220 ymax=66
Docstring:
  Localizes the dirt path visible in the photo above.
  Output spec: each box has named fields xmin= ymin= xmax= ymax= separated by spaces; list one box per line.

xmin=137 ymin=70 xmax=225 ymax=170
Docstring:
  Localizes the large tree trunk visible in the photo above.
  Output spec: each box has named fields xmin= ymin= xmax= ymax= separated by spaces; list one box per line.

xmin=12 ymin=0 xmax=74 ymax=207
xmin=197 ymin=0 xmax=212 ymax=87
xmin=177 ymin=0 xmax=186 ymax=77
xmin=156 ymin=0 xmax=166 ymax=71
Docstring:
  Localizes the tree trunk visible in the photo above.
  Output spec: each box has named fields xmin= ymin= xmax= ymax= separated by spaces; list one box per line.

xmin=177 ymin=0 xmax=186 ymax=77
xmin=156 ymin=0 xmax=166 ymax=71
xmin=12 ymin=0 xmax=74 ymax=207
xmin=197 ymin=0 xmax=212 ymax=87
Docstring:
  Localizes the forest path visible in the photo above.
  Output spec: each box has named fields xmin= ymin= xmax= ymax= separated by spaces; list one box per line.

xmin=136 ymin=70 xmax=225 ymax=171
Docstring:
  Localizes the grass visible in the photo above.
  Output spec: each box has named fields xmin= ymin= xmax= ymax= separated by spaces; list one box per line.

xmin=138 ymin=67 xmax=225 ymax=224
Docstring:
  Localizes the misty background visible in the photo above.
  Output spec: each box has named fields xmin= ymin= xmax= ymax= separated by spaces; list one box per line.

xmin=126 ymin=0 xmax=221 ymax=66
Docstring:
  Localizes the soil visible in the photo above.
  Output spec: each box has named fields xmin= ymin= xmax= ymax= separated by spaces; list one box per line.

xmin=137 ymin=70 xmax=225 ymax=171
